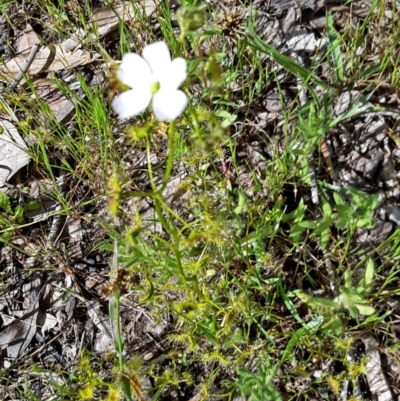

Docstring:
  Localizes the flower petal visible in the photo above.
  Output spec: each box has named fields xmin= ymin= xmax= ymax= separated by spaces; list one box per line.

xmin=142 ymin=41 xmax=171 ymax=81
xmin=159 ymin=57 xmax=187 ymax=91
xmin=117 ymin=53 xmax=153 ymax=89
xmin=152 ymin=89 xmax=188 ymax=122
xmin=112 ymin=89 xmax=152 ymax=119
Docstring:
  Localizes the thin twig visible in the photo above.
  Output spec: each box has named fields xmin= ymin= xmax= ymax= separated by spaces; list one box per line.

xmin=9 ymin=44 xmax=40 ymax=90
xmin=47 ymin=169 xmax=67 ymax=247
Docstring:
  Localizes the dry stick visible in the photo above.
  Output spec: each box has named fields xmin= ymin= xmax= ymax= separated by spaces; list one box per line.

xmin=0 ymin=42 xmax=39 ymax=118
xmin=293 ymin=53 xmax=338 ymax=297
xmin=47 ymin=169 xmax=67 ymax=247
xmin=9 ymin=44 xmax=40 ymax=90
xmin=321 ymin=138 xmax=340 ymax=186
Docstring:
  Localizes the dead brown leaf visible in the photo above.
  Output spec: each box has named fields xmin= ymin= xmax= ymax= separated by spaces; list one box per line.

xmin=0 ymin=1 xmax=156 ymax=80
xmin=0 ymin=279 xmax=41 ymax=360
xmin=0 ymin=45 xmax=95 ymax=79
xmin=16 ymin=24 xmax=41 ymax=56
xmin=364 ymin=335 xmax=394 ymax=401
xmin=92 ymin=0 xmax=157 ymax=37
xmin=0 ymin=119 xmax=31 ymax=187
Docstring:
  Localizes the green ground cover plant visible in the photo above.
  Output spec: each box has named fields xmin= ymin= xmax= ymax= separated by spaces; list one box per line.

xmin=1 ymin=0 xmax=400 ymax=400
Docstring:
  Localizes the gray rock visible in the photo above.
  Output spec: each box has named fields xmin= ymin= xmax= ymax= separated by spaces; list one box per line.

xmin=385 ymin=205 xmax=400 ymax=226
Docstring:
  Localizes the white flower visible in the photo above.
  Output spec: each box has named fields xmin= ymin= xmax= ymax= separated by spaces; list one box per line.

xmin=112 ymin=41 xmax=188 ymax=122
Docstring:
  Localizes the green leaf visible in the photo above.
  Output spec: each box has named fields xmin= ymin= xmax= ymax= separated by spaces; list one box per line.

xmin=354 ymin=63 xmax=382 ymax=81
xmin=336 ymin=204 xmax=350 ymax=214
xmin=356 ymin=217 xmax=374 ymax=228
xmin=313 ymin=220 xmax=331 ymax=236
xmin=348 ymin=187 xmax=362 ymax=205
xmin=224 ymin=328 xmax=246 ymax=347
xmin=234 ymin=190 xmax=246 ymax=215
xmin=199 ymin=29 xmax=220 ymax=43
xmin=176 ymin=5 xmax=207 ymax=34
xmin=367 ymin=195 xmax=378 ymax=211
xmin=364 ymin=259 xmax=374 ymax=288
xmin=120 ymin=375 xmax=133 ymax=401
xmin=14 ymin=205 xmax=24 ymax=223
xmin=333 ymin=192 xmax=345 ymax=206
xmin=322 ymin=202 xmax=332 ymax=219
xmin=348 ymin=304 xmax=359 ymax=319
xmin=320 ymin=229 xmax=330 ymax=249
xmin=282 ymin=199 xmax=306 ymax=222
xmin=24 ymin=201 xmax=41 ymax=211
xmin=215 ymin=109 xmax=237 ymax=128
xmin=338 ymin=286 xmax=363 ymax=304
xmin=322 ymin=314 xmax=344 ymax=336
xmin=364 ymin=309 xmax=391 ymax=324
xmin=289 ymin=223 xmax=307 ymax=243
xmin=0 ymin=192 xmax=13 ymax=215
xmin=295 ymin=291 xmax=340 ymax=309
xmin=336 ymin=216 xmax=349 ymax=228
xmin=344 ymin=270 xmax=352 ymax=289
xmin=355 ymin=304 xmax=375 ymax=316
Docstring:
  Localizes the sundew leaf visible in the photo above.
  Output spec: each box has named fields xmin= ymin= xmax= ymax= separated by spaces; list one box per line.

xmin=320 ymin=229 xmax=330 ymax=249
xmin=355 ymin=304 xmax=375 ymax=316
xmin=24 ymin=201 xmax=41 ymax=211
xmin=356 ymin=217 xmax=375 ymax=228
xmin=333 ymin=192 xmax=345 ymax=206
xmin=314 ymin=220 xmax=331 ymax=236
xmin=322 ymin=201 xmax=332 ymax=219
xmin=295 ymin=291 xmax=340 ymax=309
xmin=338 ymin=286 xmax=364 ymax=304
xmin=0 ymin=192 xmax=13 ymax=215
xmin=322 ymin=313 xmax=345 ymax=336
xmin=364 ymin=259 xmax=375 ymax=288
xmin=344 ymin=270 xmax=352 ymax=289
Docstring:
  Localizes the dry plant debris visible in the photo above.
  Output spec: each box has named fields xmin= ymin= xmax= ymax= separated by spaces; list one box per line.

xmin=0 ymin=119 xmax=30 ymax=187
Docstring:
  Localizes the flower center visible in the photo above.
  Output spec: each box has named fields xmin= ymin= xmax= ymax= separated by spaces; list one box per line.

xmin=150 ymin=81 xmax=160 ymax=95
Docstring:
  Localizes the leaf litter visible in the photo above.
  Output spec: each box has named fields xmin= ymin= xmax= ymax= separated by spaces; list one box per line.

xmin=0 ymin=119 xmax=31 ymax=187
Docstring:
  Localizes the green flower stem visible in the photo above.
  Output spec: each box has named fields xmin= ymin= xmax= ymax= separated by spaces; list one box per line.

xmin=120 ymin=122 xmax=177 ymax=199
xmin=154 ymin=197 xmax=202 ymax=299
xmin=110 ymin=291 xmax=124 ymax=369
xmin=110 ymin=289 xmax=132 ymax=400
xmin=147 ymin=136 xmax=158 ymax=193
xmin=159 ymin=120 xmax=176 ymax=194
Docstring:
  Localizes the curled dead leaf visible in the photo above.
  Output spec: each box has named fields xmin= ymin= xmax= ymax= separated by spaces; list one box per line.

xmin=0 ymin=119 xmax=30 ymax=187
xmin=0 ymin=45 xmax=96 ymax=79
